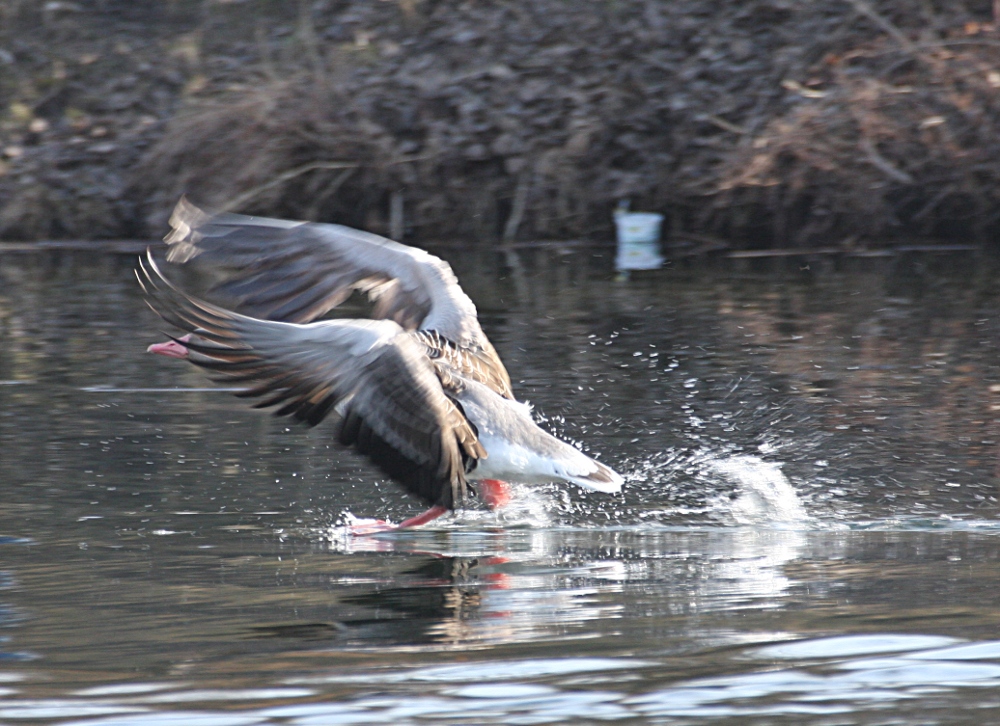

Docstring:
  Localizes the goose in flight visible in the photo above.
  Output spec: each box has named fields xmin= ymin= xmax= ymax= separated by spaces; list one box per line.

xmin=141 ymin=198 xmax=622 ymax=531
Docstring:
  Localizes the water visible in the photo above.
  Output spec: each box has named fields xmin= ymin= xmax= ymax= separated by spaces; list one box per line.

xmin=2 ymin=248 xmax=1000 ymax=723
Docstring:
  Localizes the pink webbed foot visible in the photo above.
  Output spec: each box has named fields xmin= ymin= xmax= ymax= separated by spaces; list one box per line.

xmin=479 ymin=479 xmax=511 ymax=510
xmin=148 ymin=334 xmax=192 ymax=359
xmin=347 ymin=518 xmax=396 ymax=536
xmin=348 ymin=505 xmax=449 ymax=536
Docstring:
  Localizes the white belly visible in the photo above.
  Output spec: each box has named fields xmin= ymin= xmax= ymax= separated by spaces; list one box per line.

xmin=470 ymin=435 xmax=560 ymax=484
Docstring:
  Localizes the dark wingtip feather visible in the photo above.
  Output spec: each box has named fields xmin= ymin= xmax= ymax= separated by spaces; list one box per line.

xmin=337 ymin=411 xmax=460 ymax=509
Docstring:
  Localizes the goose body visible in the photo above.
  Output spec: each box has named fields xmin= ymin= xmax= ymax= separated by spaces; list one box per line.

xmin=454 ymin=379 xmax=619 ymax=491
xmin=141 ymin=199 xmax=622 ymax=529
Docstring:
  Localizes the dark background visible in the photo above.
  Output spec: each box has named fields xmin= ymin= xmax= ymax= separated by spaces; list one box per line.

xmin=2 ymin=0 xmax=1000 ymax=249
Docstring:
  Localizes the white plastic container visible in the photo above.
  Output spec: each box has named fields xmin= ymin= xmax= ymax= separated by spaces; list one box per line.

xmin=614 ymin=211 xmax=664 ymax=270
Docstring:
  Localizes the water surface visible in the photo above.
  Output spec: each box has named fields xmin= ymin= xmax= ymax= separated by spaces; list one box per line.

xmin=2 ymin=248 xmax=1000 ymax=724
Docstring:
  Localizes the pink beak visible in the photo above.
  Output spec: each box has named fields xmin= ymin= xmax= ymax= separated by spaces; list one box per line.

xmin=147 ymin=334 xmax=191 ymax=359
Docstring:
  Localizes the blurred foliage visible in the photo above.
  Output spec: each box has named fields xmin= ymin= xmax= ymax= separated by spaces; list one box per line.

xmin=1 ymin=0 xmax=1000 ymax=247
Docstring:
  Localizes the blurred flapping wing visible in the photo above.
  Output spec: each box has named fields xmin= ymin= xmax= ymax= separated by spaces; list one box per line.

xmin=162 ymin=198 xmax=512 ymax=398
xmin=138 ymin=253 xmax=485 ymax=508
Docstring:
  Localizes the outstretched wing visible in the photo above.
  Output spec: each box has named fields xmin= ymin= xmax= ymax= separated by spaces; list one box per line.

xmin=162 ymin=198 xmax=513 ymax=398
xmin=138 ymin=253 xmax=485 ymax=509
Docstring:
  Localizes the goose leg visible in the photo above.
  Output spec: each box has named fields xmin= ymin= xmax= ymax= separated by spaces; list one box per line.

xmin=479 ymin=479 xmax=511 ymax=510
xmin=349 ymin=505 xmax=449 ymax=535
xmin=397 ymin=505 xmax=449 ymax=528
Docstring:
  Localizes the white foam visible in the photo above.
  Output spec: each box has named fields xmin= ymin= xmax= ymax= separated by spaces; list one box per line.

xmin=708 ymin=455 xmax=809 ymax=525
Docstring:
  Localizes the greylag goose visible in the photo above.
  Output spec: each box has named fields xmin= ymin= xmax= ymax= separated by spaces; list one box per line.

xmin=140 ymin=199 xmax=622 ymax=531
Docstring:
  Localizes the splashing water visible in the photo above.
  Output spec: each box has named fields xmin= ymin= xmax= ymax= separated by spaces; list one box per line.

xmin=489 ymin=483 xmax=558 ymax=528
xmin=614 ymin=445 xmax=811 ymax=528
xmin=708 ymin=455 xmax=809 ymax=525
xmin=326 ymin=484 xmax=558 ymax=545
xmin=322 ymin=450 xmax=810 ymax=541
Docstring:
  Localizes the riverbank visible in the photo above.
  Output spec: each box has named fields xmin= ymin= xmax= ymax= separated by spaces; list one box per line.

xmin=2 ymin=0 xmax=999 ymax=249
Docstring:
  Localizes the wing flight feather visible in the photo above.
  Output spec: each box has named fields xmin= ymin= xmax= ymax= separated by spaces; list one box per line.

xmin=138 ymin=253 xmax=485 ymax=508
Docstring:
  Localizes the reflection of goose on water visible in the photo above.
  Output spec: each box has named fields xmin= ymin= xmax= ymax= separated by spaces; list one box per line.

xmin=140 ymin=199 xmax=622 ymax=532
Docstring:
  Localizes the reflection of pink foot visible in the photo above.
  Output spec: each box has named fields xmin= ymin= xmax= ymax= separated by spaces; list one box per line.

xmin=349 ymin=505 xmax=449 ymax=535
xmin=482 ymin=555 xmax=511 ymax=589
xmin=479 ymin=479 xmax=511 ymax=510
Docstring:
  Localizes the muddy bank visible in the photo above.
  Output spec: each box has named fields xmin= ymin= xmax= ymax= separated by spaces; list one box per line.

xmin=1 ymin=1 xmax=999 ymax=249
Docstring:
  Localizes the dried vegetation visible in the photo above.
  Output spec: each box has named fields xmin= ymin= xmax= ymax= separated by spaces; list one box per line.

xmin=2 ymin=0 xmax=1000 ymax=247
